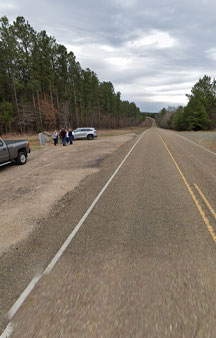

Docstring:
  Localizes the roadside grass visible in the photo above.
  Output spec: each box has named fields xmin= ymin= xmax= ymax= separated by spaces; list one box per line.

xmin=4 ymin=127 xmax=215 ymax=153
xmin=2 ymin=125 xmax=148 ymax=152
xmin=179 ymin=130 xmax=216 ymax=153
xmin=99 ymin=126 xmax=147 ymax=137
xmin=2 ymin=134 xmax=53 ymax=152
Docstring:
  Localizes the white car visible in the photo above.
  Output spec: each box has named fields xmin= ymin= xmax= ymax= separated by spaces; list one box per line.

xmin=72 ymin=128 xmax=97 ymax=140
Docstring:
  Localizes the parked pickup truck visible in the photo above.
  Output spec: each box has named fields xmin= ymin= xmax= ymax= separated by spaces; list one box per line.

xmin=0 ymin=137 xmax=30 ymax=167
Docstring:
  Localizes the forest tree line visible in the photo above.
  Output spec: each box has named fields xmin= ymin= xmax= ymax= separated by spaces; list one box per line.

xmin=0 ymin=16 xmax=143 ymax=134
xmin=157 ymin=75 xmax=216 ymax=131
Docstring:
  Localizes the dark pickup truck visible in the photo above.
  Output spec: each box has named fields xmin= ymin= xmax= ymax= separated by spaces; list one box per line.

xmin=0 ymin=137 xmax=30 ymax=167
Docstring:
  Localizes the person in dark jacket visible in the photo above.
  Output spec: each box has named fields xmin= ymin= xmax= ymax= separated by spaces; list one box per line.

xmin=61 ymin=128 xmax=67 ymax=146
xmin=68 ymin=129 xmax=73 ymax=144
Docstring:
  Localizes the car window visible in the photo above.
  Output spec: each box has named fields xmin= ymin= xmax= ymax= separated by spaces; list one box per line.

xmin=0 ymin=140 xmax=3 ymax=147
xmin=81 ymin=129 xmax=87 ymax=132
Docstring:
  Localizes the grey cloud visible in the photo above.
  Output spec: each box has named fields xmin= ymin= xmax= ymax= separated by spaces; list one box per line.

xmin=2 ymin=0 xmax=216 ymax=111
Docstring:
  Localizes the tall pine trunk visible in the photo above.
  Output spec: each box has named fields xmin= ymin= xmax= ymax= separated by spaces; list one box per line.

xmin=37 ymin=90 xmax=43 ymax=130
xmin=72 ymin=79 xmax=79 ymax=126
xmin=56 ymin=92 xmax=60 ymax=112
xmin=12 ymin=74 xmax=22 ymax=133
xmin=49 ymin=82 xmax=54 ymax=111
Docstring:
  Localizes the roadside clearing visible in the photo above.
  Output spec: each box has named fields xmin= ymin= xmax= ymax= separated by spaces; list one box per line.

xmin=0 ymin=127 xmax=147 ymax=256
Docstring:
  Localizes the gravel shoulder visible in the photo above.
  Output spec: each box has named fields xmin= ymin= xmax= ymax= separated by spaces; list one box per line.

xmin=0 ymin=127 xmax=146 ymax=256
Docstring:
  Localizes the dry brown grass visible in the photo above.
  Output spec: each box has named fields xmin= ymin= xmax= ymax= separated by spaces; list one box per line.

xmin=1 ymin=123 xmax=149 ymax=151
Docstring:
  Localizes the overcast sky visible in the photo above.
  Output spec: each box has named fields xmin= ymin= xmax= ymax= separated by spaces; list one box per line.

xmin=1 ymin=0 xmax=216 ymax=112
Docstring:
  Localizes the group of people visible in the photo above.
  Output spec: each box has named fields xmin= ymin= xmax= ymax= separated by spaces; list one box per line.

xmin=53 ymin=128 xmax=74 ymax=146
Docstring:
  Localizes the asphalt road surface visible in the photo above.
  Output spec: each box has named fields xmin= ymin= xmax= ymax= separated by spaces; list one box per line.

xmin=3 ymin=125 xmax=216 ymax=337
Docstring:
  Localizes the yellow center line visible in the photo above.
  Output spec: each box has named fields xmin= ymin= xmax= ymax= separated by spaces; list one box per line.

xmin=194 ymin=183 xmax=216 ymax=220
xmin=158 ymin=132 xmax=216 ymax=243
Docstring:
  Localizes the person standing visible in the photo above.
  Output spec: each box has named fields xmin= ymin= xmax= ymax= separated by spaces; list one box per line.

xmin=53 ymin=130 xmax=58 ymax=146
xmin=68 ymin=128 xmax=73 ymax=144
xmin=59 ymin=129 xmax=62 ymax=144
xmin=66 ymin=130 xmax=69 ymax=144
xmin=61 ymin=128 xmax=67 ymax=146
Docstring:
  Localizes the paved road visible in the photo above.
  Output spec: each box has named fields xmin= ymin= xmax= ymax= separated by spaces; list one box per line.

xmin=3 ymin=126 xmax=216 ymax=337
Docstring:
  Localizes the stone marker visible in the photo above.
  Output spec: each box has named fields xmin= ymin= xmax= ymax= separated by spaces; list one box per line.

xmin=38 ymin=133 xmax=46 ymax=146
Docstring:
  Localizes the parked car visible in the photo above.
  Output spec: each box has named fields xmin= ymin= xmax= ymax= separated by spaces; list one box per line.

xmin=0 ymin=137 xmax=31 ymax=167
xmin=72 ymin=128 xmax=97 ymax=140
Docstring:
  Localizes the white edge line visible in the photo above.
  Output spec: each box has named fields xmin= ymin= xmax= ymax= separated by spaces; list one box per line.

xmin=5 ymin=127 xmax=150 ymax=325
xmin=43 ymin=128 xmax=149 ymax=275
xmin=0 ymin=323 xmax=14 ymax=338
xmin=8 ymin=275 xmax=41 ymax=320
xmin=172 ymin=131 xmax=216 ymax=157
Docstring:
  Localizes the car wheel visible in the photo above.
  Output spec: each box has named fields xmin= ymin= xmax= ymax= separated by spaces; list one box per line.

xmin=87 ymin=134 xmax=93 ymax=140
xmin=16 ymin=151 xmax=27 ymax=165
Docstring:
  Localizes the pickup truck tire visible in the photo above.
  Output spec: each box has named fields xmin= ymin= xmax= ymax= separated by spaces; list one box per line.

xmin=16 ymin=151 xmax=27 ymax=165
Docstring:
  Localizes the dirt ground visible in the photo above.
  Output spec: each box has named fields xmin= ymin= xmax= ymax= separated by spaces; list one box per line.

xmin=0 ymin=126 xmax=149 ymax=256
